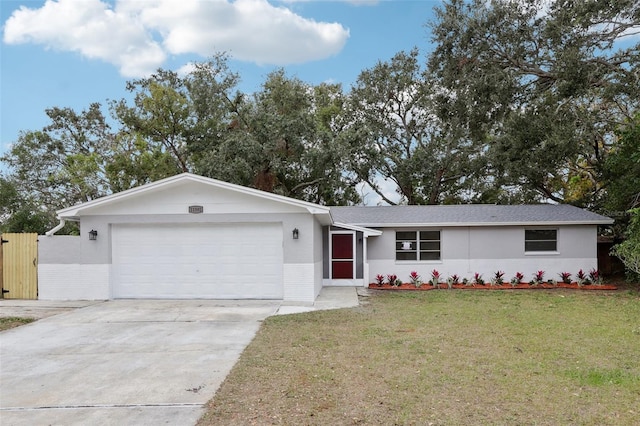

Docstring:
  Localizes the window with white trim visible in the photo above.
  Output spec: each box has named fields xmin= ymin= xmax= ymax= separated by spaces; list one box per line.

xmin=396 ymin=230 xmax=441 ymax=261
xmin=525 ymin=229 xmax=557 ymax=252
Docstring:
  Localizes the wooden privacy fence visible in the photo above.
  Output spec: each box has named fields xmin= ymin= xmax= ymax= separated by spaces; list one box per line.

xmin=1 ymin=233 xmax=38 ymax=299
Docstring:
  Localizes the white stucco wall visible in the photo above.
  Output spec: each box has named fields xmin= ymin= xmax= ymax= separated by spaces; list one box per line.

xmin=38 ymin=264 xmax=110 ymax=300
xmin=283 ymin=263 xmax=316 ymax=304
xmin=38 ymin=236 xmax=110 ymax=300
xmin=367 ymin=225 xmax=599 ymax=284
xmin=313 ymin=219 xmax=324 ymax=298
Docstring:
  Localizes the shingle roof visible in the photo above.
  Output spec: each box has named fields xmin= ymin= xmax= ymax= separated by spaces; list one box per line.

xmin=330 ymin=204 xmax=613 ymax=227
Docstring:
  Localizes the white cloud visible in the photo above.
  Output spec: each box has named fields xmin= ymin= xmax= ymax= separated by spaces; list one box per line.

xmin=3 ymin=0 xmax=350 ymax=77
xmin=131 ymin=0 xmax=349 ymax=65
xmin=176 ymin=62 xmax=197 ymax=77
xmin=3 ymin=0 xmax=166 ymax=77
xmin=280 ymin=0 xmax=378 ymax=4
xmin=345 ymin=0 xmax=379 ymax=4
xmin=357 ymin=176 xmax=402 ymax=206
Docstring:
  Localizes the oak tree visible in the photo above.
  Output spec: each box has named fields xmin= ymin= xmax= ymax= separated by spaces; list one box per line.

xmin=428 ymin=0 xmax=640 ymax=207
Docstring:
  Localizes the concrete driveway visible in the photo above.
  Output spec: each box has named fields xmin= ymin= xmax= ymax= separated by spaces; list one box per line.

xmin=0 ymin=300 xmax=281 ymax=425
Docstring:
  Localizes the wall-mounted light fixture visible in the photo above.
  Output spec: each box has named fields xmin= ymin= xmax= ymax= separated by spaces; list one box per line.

xmin=89 ymin=229 xmax=98 ymax=241
xmin=292 ymin=228 xmax=299 ymax=240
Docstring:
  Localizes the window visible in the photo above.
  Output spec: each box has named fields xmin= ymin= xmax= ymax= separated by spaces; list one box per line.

xmin=525 ymin=229 xmax=557 ymax=252
xmin=396 ymin=230 xmax=441 ymax=261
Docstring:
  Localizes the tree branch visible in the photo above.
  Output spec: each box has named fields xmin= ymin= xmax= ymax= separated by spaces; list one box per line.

xmin=289 ymin=177 xmax=325 ymax=195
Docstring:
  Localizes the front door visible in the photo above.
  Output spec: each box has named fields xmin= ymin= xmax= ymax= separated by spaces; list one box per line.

xmin=331 ymin=233 xmax=354 ymax=279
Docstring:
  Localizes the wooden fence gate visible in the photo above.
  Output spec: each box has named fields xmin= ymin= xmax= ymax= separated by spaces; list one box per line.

xmin=0 ymin=233 xmax=38 ymax=299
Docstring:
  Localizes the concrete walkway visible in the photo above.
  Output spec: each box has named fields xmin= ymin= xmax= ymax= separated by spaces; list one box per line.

xmin=276 ymin=286 xmax=360 ymax=315
xmin=0 ymin=287 xmax=359 ymax=425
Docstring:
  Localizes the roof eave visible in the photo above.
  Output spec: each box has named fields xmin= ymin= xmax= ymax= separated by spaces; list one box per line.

xmin=332 ymin=222 xmax=383 ymax=237
xmin=345 ymin=220 xmax=614 ymax=227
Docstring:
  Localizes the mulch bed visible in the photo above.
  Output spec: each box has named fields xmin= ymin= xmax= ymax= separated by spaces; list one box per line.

xmin=369 ymin=282 xmax=618 ymax=291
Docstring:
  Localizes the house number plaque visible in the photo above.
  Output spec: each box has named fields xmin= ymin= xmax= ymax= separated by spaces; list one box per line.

xmin=188 ymin=205 xmax=204 ymax=214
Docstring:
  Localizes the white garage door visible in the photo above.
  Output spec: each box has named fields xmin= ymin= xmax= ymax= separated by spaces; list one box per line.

xmin=112 ymin=223 xmax=283 ymax=299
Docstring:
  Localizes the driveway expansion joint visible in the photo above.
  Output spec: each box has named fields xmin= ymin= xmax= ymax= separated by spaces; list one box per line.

xmin=1 ymin=403 xmax=205 ymax=411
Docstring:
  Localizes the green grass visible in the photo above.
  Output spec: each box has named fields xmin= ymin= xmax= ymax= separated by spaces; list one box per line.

xmin=566 ymin=368 xmax=640 ymax=387
xmin=0 ymin=316 xmax=35 ymax=331
xmin=199 ymin=290 xmax=640 ymax=425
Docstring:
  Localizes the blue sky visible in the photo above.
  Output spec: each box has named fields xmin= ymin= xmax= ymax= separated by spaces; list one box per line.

xmin=1 ymin=0 xmax=440 ymax=161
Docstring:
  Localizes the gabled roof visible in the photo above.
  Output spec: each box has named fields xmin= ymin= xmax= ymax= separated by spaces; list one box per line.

xmin=56 ymin=173 xmax=331 ymax=220
xmin=330 ymin=204 xmax=613 ymax=227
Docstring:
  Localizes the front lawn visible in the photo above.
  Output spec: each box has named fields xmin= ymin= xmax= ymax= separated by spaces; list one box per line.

xmin=199 ymin=290 xmax=640 ymax=425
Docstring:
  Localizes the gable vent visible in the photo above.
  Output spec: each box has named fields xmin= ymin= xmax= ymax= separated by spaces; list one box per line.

xmin=188 ymin=205 xmax=204 ymax=214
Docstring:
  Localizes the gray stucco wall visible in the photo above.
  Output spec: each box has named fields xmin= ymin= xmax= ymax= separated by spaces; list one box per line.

xmin=368 ymin=225 xmax=596 ymax=261
xmin=313 ymin=218 xmax=323 ymax=263
xmin=38 ymin=236 xmax=81 ymax=264
xmin=322 ymin=227 xmax=329 ymax=278
xmin=449 ymin=226 xmax=595 ymax=259
xmin=76 ymin=212 xmax=318 ymax=265
xmin=356 ymin=231 xmax=363 ymax=279
xmin=365 ymin=224 xmax=599 ymax=284
xmin=367 ymin=227 xmax=405 ymax=260
xmin=313 ymin=219 xmax=324 ymax=296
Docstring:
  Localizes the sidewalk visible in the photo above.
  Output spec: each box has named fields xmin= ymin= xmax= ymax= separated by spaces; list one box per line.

xmin=275 ymin=286 xmax=360 ymax=315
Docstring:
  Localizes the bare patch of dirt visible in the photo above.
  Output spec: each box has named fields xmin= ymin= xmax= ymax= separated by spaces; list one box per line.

xmin=0 ymin=316 xmax=35 ymax=331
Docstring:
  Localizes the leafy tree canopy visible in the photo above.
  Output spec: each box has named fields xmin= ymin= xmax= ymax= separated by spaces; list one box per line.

xmin=2 ymin=2 xmax=638 ymax=233
xmin=612 ymin=208 xmax=640 ymax=279
xmin=1 ymin=103 xmax=115 ymax=214
xmin=341 ymin=49 xmax=478 ymax=205
xmin=428 ymin=0 xmax=640 ymax=207
xmin=604 ymin=113 xmax=640 ymax=213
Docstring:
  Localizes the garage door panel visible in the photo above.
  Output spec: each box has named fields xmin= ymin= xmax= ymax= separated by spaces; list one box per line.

xmin=112 ymin=223 xmax=283 ymax=299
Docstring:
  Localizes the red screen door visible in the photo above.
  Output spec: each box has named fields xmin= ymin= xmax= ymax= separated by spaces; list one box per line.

xmin=331 ymin=233 xmax=354 ymax=279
